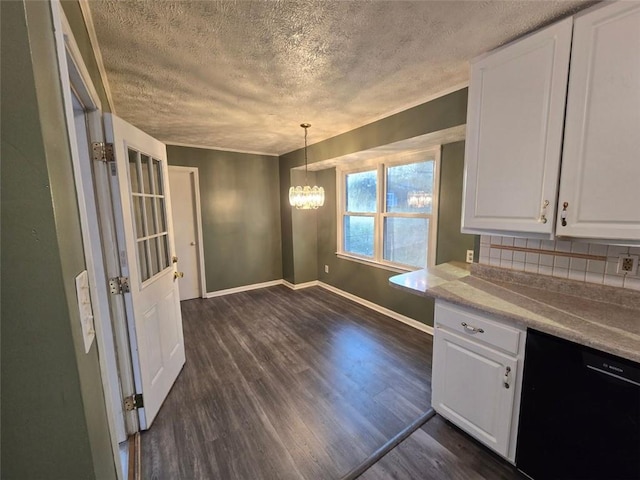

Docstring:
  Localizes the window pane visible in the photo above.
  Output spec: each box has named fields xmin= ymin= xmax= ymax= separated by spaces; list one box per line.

xmin=138 ymin=240 xmax=149 ymax=282
xmin=156 ymin=198 xmax=167 ymax=233
xmin=141 ymin=154 xmax=152 ymax=194
xmin=346 ymin=170 xmax=377 ymax=213
xmin=386 ymin=161 xmax=434 ymax=213
xmin=128 ymin=149 xmax=140 ymax=193
xmin=383 ymin=217 xmax=428 ymax=268
xmin=344 ymin=215 xmax=374 ymax=257
xmin=133 ymin=196 xmax=145 ymax=239
xmin=158 ymin=235 xmax=170 ymax=270
xmin=145 ymin=197 xmax=156 ymax=235
xmin=149 ymin=235 xmax=159 ymax=275
xmin=153 ymin=159 xmax=163 ymax=195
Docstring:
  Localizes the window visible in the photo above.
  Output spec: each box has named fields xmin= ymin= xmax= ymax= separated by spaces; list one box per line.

xmin=128 ymin=148 xmax=171 ymax=283
xmin=338 ymin=148 xmax=440 ymax=270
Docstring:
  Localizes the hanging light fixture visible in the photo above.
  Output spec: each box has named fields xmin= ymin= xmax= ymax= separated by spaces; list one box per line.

xmin=407 ymin=191 xmax=433 ymax=208
xmin=289 ymin=123 xmax=325 ymax=210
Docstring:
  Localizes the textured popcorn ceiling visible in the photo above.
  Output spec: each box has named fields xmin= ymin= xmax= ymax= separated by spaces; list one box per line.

xmin=89 ymin=1 xmax=592 ymax=155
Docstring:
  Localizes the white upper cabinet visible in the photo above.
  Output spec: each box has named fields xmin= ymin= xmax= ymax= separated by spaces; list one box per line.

xmin=462 ymin=1 xmax=640 ymax=243
xmin=556 ymin=2 xmax=640 ymax=241
xmin=462 ymin=18 xmax=573 ymax=237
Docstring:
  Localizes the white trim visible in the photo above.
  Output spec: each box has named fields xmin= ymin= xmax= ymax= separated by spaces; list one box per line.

xmin=428 ymin=146 xmax=441 ymax=268
xmin=52 ymin=2 xmax=124 ymax=477
xmin=77 ymin=0 xmax=116 ymax=113
xmin=335 ymin=252 xmax=411 ymax=274
xmin=165 ymin=141 xmax=277 ymax=158
xmin=336 ymin=147 xmax=441 ymax=270
xmin=58 ymin=11 xmax=101 ymax=112
xmin=167 ymin=166 xmax=207 ymax=298
xmin=317 ymin=282 xmax=434 ymax=335
xmin=203 ymin=278 xmax=433 ymax=335
xmin=282 ymin=280 xmax=320 ymax=290
xmin=205 ymin=280 xmax=284 ymax=298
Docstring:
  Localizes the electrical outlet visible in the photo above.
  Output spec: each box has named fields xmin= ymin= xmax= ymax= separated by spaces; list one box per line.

xmin=466 ymin=250 xmax=474 ymax=263
xmin=617 ymin=255 xmax=639 ymax=275
xmin=324 ymin=265 xmax=329 ymax=274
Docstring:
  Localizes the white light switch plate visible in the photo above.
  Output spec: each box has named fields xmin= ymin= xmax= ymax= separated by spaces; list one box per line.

xmin=75 ymin=270 xmax=95 ymax=353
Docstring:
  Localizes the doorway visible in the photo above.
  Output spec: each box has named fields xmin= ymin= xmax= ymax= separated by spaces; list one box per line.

xmin=169 ymin=166 xmax=206 ymax=300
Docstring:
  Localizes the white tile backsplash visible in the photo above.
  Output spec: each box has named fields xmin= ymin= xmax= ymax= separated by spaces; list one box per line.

xmin=588 ymin=243 xmax=608 ymax=256
xmin=540 ymin=254 xmax=554 ymax=267
xmin=514 ymin=238 xmax=528 ymax=248
xmin=623 ymin=276 xmax=640 ymax=291
xmin=480 ymin=235 xmax=639 ymax=291
xmin=587 ymin=260 xmax=605 ymax=274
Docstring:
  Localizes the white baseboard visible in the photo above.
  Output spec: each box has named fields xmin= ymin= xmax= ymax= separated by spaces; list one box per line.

xmin=282 ymin=280 xmax=320 ymax=290
xmin=206 ymin=278 xmax=433 ymax=335
xmin=318 ymin=282 xmax=434 ymax=336
xmin=205 ymin=279 xmax=283 ymax=298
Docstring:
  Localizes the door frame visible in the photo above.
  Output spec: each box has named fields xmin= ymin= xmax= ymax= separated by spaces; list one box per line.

xmin=52 ymin=0 xmax=138 ymax=471
xmin=168 ymin=165 xmax=207 ymax=298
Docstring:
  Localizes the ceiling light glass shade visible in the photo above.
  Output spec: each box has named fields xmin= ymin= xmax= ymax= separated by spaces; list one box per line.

xmin=407 ymin=191 xmax=432 ymax=208
xmin=289 ymin=185 xmax=325 ymax=210
xmin=289 ymin=123 xmax=325 ymax=210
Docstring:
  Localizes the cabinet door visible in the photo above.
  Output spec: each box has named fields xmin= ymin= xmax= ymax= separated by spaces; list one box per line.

xmin=556 ymin=3 xmax=640 ymax=241
xmin=432 ymin=327 xmax=517 ymax=458
xmin=462 ymin=18 xmax=572 ymax=236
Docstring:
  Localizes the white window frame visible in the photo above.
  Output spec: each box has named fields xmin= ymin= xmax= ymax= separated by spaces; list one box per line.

xmin=336 ymin=147 xmax=441 ymax=271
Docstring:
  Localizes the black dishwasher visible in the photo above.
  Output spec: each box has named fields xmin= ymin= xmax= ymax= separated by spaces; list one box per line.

xmin=516 ymin=329 xmax=640 ymax=480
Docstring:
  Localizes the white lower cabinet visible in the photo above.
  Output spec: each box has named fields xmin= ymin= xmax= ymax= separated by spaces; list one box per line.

xmin=432 ymin=301 xmax=526 ymax=462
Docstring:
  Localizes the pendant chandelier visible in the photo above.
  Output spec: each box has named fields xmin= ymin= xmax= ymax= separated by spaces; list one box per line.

xmin=289 ymin=123 xmax=325 ymax=210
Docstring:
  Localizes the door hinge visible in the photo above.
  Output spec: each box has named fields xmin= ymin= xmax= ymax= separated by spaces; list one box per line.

xmin=124 ymin=393 xmax=144 ymax=411
xmin=92 ymin=142 xmax=114 ymax=162
xmin=109 ymin=276 xmax=130 ymax=294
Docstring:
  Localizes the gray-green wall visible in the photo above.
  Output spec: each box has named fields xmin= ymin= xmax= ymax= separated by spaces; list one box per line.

xmin=281 ymin=89 xmax=475 ymax=326
xmin=167 ymin=146 xmax=282 ymax=292
xmin=1 ymin=1 xmax=116 ymax=478
xmin=436 ymin=141 xmax=475 ymax=265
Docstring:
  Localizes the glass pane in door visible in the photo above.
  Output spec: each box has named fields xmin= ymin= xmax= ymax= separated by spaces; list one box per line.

xmin=145 ymin=197 xmax=156 ymax=235
xmin=141 ymin=154 xmax=152 ymax=194
xmin=128 ymin=149 xmax=140 ymax=193
xmin=133 ymin=197 xmax=145 ymax=238
xmin=138 ymin=240 xmax=149 ymax=282
xmin=153 ymin=159 xmax=163 ymax=195
xmin=149 ymin=237 xmax=159 ymax=275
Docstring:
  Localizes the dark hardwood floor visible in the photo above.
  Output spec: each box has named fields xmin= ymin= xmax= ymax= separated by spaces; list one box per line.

xmin=141 ymin=285 xmax=523 ymax=479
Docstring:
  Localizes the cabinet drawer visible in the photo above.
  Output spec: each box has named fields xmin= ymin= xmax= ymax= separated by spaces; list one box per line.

xmin=435 ymin=302 xmax=521 ymax=355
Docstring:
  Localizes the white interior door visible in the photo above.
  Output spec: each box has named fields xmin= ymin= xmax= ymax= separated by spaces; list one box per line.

xmin=169 ymin=166 xmax=204 ymax=300
xmin=104 ymin=113 xmax=185 ymax=430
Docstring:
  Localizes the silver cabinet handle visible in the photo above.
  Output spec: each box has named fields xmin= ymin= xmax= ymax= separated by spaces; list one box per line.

xmin=461 ymin=322 xmax=484 ymax=334
xmin=504 ymin=366 xmax=511 ymax=389
xmin=539 ymin=199 xmax=549 ymax=224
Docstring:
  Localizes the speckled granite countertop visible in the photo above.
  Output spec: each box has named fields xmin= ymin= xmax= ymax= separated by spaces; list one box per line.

xmin=390 ymin=262 xmax=640 ymax=363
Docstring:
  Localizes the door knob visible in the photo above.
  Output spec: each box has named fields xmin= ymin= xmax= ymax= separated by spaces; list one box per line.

xmin=174 ymin=271 xmax=184 ymax=280
xmin=190 ymin=242 xmax=196 ymax=246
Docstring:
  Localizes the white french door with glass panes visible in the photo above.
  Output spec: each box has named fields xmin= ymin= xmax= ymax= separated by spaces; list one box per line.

xmin=338 ymin=148 xmax=440 ymax=269
xmin=104 ymin=113 xmax=185 ymax=430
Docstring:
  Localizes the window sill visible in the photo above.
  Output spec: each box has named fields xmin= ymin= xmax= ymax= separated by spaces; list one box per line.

xmin=335 ymin=252 xmax=416 ymax=274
